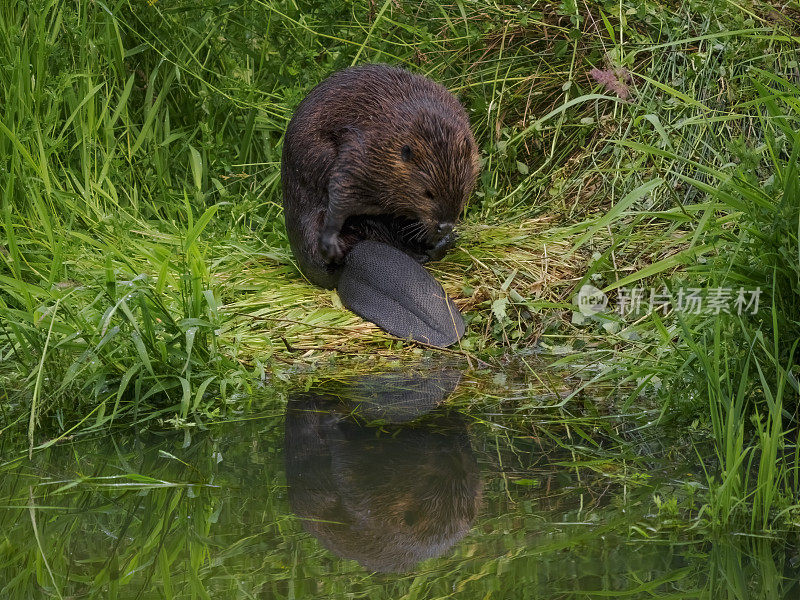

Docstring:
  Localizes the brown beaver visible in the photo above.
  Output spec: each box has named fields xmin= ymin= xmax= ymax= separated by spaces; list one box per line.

xmin=281 ymin=64 xmax=480 ymax=290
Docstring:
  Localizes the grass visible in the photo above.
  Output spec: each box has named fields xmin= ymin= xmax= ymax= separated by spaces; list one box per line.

xmin=1 ymin=0 xmax=799 ymax=549
xmin=582 ymin=69 xmax=800 ymax=530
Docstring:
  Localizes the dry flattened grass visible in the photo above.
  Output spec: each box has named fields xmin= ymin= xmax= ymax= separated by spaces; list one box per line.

xmin=219 ymin=216 xmax=589 ymax=361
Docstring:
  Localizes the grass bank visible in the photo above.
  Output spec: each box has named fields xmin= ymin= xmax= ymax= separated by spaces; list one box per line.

xmin=1 ymin=0 xmax=799 ymax=530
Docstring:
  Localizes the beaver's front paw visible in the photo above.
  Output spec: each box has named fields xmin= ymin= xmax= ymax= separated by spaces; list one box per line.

xmin=320 ymin=231 xmax=346 ymax=263
xmin=425 ymin=230 xmax=459 ymax=262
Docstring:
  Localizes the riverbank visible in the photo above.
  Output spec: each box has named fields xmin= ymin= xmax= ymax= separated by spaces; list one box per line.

xmin=1 ymin=0 xmax=798 ymax=539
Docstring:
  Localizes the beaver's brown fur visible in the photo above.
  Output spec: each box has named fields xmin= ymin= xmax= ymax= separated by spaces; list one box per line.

xmin=281 ymin=64 xmax=479 ymax=288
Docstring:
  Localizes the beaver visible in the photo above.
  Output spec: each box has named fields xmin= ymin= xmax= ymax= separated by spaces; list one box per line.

xmin=281 ymin=64 xmax=479 ymax=347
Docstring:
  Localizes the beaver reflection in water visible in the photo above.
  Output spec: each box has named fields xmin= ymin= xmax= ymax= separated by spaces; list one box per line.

xmin=284 ymin=394 xmax=481 ymax=573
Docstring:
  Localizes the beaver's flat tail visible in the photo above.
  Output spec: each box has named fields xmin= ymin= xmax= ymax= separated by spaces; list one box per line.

xmin=338 ymin=241 xmax=465 ymax=348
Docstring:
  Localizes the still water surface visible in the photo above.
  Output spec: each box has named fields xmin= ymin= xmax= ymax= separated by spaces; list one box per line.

xmin=0 ymin=364 xmax=796 ymax=598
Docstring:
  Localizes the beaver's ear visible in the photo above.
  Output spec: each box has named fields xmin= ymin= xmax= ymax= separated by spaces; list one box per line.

xmin=462 ymin=135 xmax=476 ymax=154
xmin=400 ymin=145 xmax=413 ymax=162
xmin=403 ymin=509 xmax=420 ymax=527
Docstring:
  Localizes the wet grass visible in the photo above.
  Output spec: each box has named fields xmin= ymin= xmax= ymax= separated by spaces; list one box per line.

xmin=1 ymin=0 xmax=800 ymax=571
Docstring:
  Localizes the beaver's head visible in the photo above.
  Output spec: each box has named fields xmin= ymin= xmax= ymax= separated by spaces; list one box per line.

xmin=373 ymin=103 xmax=479 ymax=245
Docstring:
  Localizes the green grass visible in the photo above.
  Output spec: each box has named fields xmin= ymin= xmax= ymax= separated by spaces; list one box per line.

xmin=578 ymin=69 xmax=800 ymax=530
xmin=1 ymin=0 xmax=800 ymax=535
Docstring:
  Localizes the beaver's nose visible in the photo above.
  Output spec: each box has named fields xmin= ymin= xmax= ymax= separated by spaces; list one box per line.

xmin=436 ymin=222 xmax=454 ymax=236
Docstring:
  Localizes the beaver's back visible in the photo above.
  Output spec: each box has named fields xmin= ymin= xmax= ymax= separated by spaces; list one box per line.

xmin=286 ymin=65 xmax=464 ymax=161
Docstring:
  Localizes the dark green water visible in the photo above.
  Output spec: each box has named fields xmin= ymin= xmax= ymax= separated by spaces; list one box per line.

xmin=1 ymin=364 xmax=797 ymax=598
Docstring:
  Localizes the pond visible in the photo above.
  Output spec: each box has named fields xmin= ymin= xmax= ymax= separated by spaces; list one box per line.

xmin=0 ymin=361 xmax=796 ymax=598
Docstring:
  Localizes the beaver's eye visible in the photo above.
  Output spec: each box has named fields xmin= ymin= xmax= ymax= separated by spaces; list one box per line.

xmin=424 ymin=190 xmax=434 ymax=200
xmin=400 ymin=145 xmax=413 ymax=162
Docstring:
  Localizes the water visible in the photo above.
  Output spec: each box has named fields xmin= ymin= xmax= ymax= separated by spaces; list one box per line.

xmin=1 ymin=363 xmax=797 ymax=598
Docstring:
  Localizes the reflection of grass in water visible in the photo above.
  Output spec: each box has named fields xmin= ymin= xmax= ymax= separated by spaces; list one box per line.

xmin=0 ymin=374 xmax=795 ymax=598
